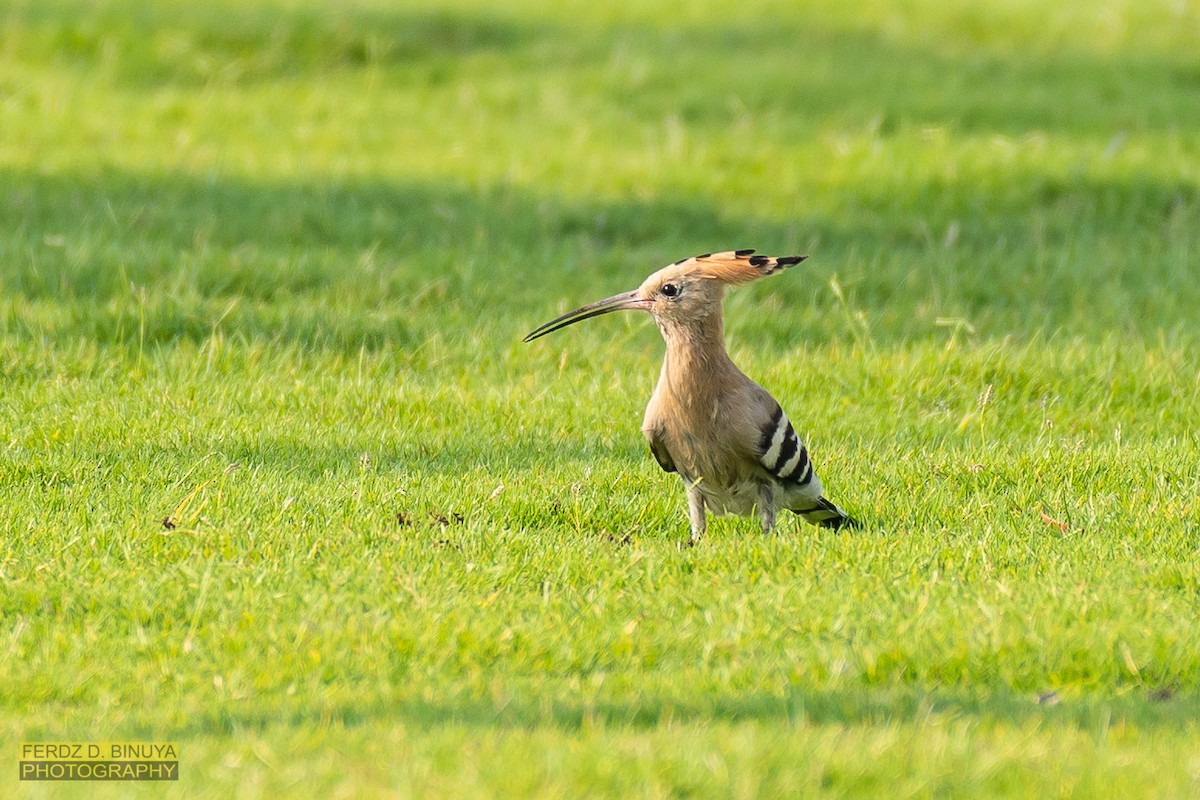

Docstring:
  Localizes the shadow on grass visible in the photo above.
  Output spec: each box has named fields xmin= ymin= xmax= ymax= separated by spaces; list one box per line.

xmin=2 ymin=165 xmax=1197 ymax=352
xmin=157 ymin=685 xmax=1198 ymax=740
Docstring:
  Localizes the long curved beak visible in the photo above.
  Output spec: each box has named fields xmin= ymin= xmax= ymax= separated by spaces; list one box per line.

xmin=523 ymin=289 xmax=650 ymax=342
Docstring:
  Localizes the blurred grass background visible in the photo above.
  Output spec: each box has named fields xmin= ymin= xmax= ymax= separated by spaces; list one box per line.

xmin=4 ymin=0 xmax=1199 ymax=348
xmin=2 ymin=0 xmax=1200 ymax=797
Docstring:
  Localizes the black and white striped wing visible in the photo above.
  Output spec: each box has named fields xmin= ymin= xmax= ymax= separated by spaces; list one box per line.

xmin=757 ymin=405 xmax=815 ymax=488
xmin=756 ymin=404 xmax=859 ymax=529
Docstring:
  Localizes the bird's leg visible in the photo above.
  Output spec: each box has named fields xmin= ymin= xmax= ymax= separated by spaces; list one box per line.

xmin=757 ymin=482 xmax=776 ymax=535
xmin=686 ymin=478 xmax=707 ymax=545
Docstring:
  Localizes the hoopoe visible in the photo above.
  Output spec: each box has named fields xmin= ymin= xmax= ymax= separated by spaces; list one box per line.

xmin=525 ymin=250 xmax=860 ymax=543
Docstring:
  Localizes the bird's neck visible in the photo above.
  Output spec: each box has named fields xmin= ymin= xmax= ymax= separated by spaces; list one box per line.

xmin=655 ymin=311 xmax=738 ymax=402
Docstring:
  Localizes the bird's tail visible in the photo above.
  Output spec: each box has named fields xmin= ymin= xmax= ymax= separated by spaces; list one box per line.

xmin=792 ymin=496 xmax=861 ymax=530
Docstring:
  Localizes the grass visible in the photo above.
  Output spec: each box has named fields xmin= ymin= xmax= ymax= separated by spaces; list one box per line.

xmin=2 ymin=0 xmax=1200 ymax=796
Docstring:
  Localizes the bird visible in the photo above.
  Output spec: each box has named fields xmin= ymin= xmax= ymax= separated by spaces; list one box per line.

xmin=524 ymin=249 xmax=860 ymax=544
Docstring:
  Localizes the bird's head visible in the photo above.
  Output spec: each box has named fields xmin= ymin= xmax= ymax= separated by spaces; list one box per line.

xmin=523 ymin=250 xmax=807 ymax=342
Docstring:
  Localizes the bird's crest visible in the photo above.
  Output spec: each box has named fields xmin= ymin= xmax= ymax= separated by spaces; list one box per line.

xmin=670 ymin=249 xmax=808 ymax=285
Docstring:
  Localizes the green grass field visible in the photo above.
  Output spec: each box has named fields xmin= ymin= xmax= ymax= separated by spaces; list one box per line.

xmin=3 ymin=0 xmax=1200 ymax=796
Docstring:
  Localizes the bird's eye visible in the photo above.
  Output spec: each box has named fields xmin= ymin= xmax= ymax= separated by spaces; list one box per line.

xmin=661 ymin=283 xmax=680 ymax=298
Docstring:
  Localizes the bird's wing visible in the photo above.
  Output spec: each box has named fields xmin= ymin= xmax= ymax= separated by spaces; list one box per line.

xmin=753 ymin=399 xmax=859 ymax=528
xmin=647 ymin=431 xmax=677 ymax=474
xmin=754 ymin=403 xmax=816 ymax=488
